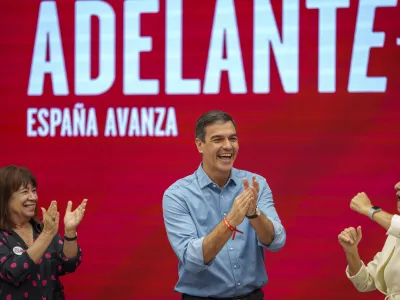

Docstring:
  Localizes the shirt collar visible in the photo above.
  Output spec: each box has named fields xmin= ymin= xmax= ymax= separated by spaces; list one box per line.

xmin=196 ymin=163 xmax=241 ymax=189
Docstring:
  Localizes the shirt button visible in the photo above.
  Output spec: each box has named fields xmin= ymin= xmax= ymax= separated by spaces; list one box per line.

xmin=223 ymin=213 xmax=227 ymax=216
xmin=234 ymin=265 xmax=237 ymax=268
xmin=237 ymin=282 xmax=241 ymax=286
xmin=220 ymin=195 xmax=223 ymax=198
xmin=213 ymin=184 xmax=217 ymax=188
xmin=230 ymin=248 xmax=233 ymax=251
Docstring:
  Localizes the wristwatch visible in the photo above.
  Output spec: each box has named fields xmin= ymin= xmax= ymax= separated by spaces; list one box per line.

xmin=368 ymin=206 xmax=382 ymax=221
xmin=246 ymin=207 xmax=261 ymax=219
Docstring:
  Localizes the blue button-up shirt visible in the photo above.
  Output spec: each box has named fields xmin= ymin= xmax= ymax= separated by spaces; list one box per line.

xmin=162 ymin=164 xmax=286 ymax=298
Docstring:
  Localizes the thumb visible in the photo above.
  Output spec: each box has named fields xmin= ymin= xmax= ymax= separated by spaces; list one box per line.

xmin=41 ymin=207 xmax=46 ymax=218
xmin=242 ymin=178 xmax=249 ymax=190
xmin=357 ymin=226 xmax=362 ymax=240
xmin=66 ymin=201 xmax=73 ymax=214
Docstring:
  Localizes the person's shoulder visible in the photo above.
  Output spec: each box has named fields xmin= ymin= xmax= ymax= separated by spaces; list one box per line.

xmin=164 ymin=172 xmax=197 ymax=196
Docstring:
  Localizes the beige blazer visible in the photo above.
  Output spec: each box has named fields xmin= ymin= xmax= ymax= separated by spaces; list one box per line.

xmin=347 ymin=215 xmax=400 ymax=299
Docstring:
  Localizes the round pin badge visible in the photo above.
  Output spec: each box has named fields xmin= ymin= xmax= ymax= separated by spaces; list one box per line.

xmin=13 ymin=246 xmax=25 ymax=256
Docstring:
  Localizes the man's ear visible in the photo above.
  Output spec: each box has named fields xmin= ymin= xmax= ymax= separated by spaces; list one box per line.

xmin=195 ymin=138 xmax=203 ymax=154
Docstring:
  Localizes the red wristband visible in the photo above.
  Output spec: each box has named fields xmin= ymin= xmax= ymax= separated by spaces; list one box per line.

xmin=223 ymin=217 xmax=243 ymax=240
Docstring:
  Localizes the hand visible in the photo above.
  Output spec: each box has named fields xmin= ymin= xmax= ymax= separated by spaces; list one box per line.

xmin=64 ymin=199 xmax=88 ymax=232
xmin=41 ymin=201 xmax=59 ymax=238
xmin=350 ymin=192 xmax=372 ymax=216
xmin=338 ymin=226 xmax=362 ymax=253
xmin=395 ymin=182 xmax=400 ymax=200
xmin=227 ymin=189 xmax=253 ymax=227
xmin=243 ymin=176 xmax=259 ymax=216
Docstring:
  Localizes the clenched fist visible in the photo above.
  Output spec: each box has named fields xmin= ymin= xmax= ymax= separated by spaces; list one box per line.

xmin=338 ymin=226 xmax=362 ymax=253
xmin=350 ymin=192 xmax=372 ymax=216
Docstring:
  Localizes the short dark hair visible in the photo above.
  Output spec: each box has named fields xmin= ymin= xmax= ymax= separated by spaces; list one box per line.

xmin=0 ymin=165 xmax=38 ymax=231
xmin=195 ymin=110 xmax=236 ymax=142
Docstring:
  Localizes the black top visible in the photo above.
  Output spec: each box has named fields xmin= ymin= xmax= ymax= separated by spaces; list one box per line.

xmin=0 ymin=219 xmax=82 ymax=300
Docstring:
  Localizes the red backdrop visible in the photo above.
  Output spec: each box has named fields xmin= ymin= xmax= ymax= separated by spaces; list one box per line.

xmin=1 ymin=0 xmax=400 ymax=299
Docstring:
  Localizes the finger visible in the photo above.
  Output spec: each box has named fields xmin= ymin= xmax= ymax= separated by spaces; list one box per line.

xmin=250 ymin=186 xmax=258 ymax=199
xmin=237 ymin=189 xmax=251 ymax=202
xmin=239 ymin=194 xmax=252 ymax=207
xmin=338 ymin=233 xmax=346 ymax=242
xmin=79 ymin=205 xmax=86 ymax=215
xmin=53 ymin=200 xmax=58 ymax=212
xmin=79 ymin=199 xmax=88 ymax=210
xmin=247 ymin=192 xmax=257 ymax=206
xmin=242 ymin=190 xmax=253 ymax=202
xmin=347 ymin=228 xmax=357 ymax=241
xmin=49 ymin=203 xmax=57 ymax=218
xmin=244 ymin=188 xmax=253 ymax=196
xmin=344 ymin=230 xmax=355 ymax=243
xmin=78 ymin=209 xmax=86 ymax=222
xmin=394 ymin=182 xmax=400 ymax=190
xmin=338 ymin=233 xmax=351 ymax=244
xmin=48 ymin=201 xmax=56 ymax=214
xmin=47 ymin=202 xmax=53 ymax=213
xmin=242 ymin=178 xmax=249 ymax=190
xmin=339 ymin=232 xmax=352 ymax=244
xmin=41 ymin=207 xmax=46 ymax=218
xmin=240 ymin=197 xmax=252 ymax=212
xmin=252 ymin=176 xmax=260 ymax=191
xmin=236 ymin=189 xmax=252 ymax=205
xmin=239 ymin=196 xmax=253 ymax=211
xmin=342 ymin=232 xmax=354 ymax=244
xmin=357 ymin=226 xmax=362 ymax=240
xmin=245 ymin=199 xmax=251 ymax=209
xmin=54 ymin=212 xmax=60 ymax=224
xmin=66 ymin=201 xmax=73 ymax=214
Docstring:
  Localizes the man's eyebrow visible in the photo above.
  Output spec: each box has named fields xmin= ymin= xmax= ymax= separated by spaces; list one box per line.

xmin=210 ymin=134 xmax=238 ymax=139
xmin=210 ymin=135 xmax=224 ymax=139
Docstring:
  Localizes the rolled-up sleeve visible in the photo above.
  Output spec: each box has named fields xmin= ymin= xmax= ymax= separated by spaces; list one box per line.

xmin=163 ymin=193 xmax=212 ymax=274
xmin=387 ymin=214 xmax=400 ymax=238
xmin=345 ymin=257 xmax=379 ymax=292
xmin=256 ymin=178 xmax=286 ymax=251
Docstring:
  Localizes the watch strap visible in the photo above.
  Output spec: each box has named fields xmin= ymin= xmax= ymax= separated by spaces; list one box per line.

xmin=368 ymin=206 xmax=382 ymax=221
xmin=64 ymin=233 xmax=78 ymax=241
xmin=246 ymin=208 xmax=260 ymax=219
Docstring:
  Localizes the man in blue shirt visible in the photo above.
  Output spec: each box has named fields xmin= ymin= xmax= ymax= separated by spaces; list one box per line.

xmin=163 ymin=110 xmax=286 ymax=299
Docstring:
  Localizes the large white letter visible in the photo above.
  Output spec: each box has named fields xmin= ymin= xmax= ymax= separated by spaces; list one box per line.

xmin=203 ymin=0 xmax=246 ymax=94
xmin=165 ymin=0 xmax=200 ymax=94
xmin=124 ymin=0 xmax=159 ymax=95
xmin=306 ymin=0 xmax=350 ymax=93
xmin=348 ymin=0 xmax=397 ymax=92
xmin=253 ymin=0 xmax=299 ymax=93
xmin=75 ymin=1 xmax=116 ymax=95
xmin=28 ymin=1 xmax=68 ymax=96
xmin=27 ymin=108 xmax=38 ymax=137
